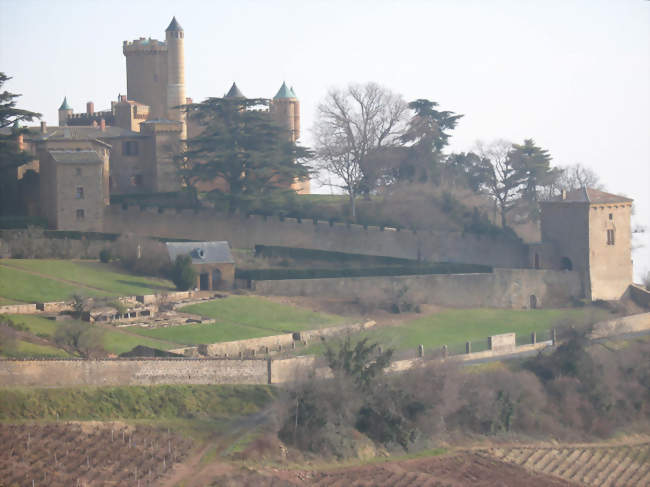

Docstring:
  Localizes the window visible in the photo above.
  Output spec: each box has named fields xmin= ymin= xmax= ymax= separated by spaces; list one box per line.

xmin=75 ymin=168 xmax=82 ymax=176
xmin=607 ymin=229 xmax=615 ymax=245
xmin=130 ymin=174 xmax=144 ymax=187
xmin=609 ymin=213 xmax=613 ymax=220
xmin=76 ymin=209 xmax=85 ymax=220
xmin=75 ymin=187 xmax=84 ymax=199
xmin=122 ymin=140 xmax=139 ymax=156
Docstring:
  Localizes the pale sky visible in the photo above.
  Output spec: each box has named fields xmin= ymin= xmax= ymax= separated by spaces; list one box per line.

xmin=1 ymin=0 xmax=648 ymax=280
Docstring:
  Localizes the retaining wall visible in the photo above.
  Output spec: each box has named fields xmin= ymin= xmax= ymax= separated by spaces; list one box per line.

xmin=254 ymin=269 xmax=583 ymax=309
xmin=0 ymin=304 xmax=38 ymax=314
xmin=103 ymin=205 xmax=528 ymax=268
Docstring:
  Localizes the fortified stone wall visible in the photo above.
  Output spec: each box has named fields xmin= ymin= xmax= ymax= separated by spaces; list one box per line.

xmin=103 ymin=205 xmax=529 ymax=267
xmin=0 ymin=358 xmax=268 ymax=387
xmin=254 ymin=269 xmax=583 ymax=309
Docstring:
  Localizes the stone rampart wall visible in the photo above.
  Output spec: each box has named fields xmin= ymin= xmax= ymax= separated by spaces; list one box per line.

xmin=103 ymin=205 xmax=528 ymax=268
xmin=254 ymin=269 xmax=583 ymax=309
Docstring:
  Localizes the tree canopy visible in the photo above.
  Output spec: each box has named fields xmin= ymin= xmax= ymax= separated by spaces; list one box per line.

xmin=179 ymin=97 xmax=311 ymax=212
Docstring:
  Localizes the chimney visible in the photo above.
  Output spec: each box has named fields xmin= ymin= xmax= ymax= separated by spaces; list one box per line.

xmin=119 ymin=95 xmax=127 ymax=103
xmin=561 ymin=189 xmax=567 ymax=200
xmin=40 ymin=121 xmax=47 ymax=134
xmin=86 ymin=101 xmax=94 ymax=114
xmin=92 ymin=120 xmax=98 ymax=128
xmin=100 ymin=118 xmax=106 ymax=132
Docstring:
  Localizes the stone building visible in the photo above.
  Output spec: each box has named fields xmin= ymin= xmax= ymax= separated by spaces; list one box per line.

xmin=533 ymin=187 xmax=634 ymax=301
xmin=166 ymin=241 xmax=235 ymax=290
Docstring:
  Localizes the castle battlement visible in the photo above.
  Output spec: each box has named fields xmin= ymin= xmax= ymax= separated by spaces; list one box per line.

xmin=123 ymin=38 xmax=167 ymax=55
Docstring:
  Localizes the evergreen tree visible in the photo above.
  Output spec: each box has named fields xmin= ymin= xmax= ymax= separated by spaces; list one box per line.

xmin=179 ymin=97 xmax=311 ymax=212
xmin=0 ymin=73 xmax=41 ymax=215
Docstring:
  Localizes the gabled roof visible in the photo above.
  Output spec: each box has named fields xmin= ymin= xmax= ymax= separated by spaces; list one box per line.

xmin=548 ymin=187 xmax=633 ymax=204
xmin=166 ymin=241 xmax=235 ymax=265
xmin=49 ymin=150 xmax=103 ymax=165
xmin=166 ymin=16 xmax=183 ymax=32
xmin=225 ymin=82 xmax=245 ymax=99
xmin=274 ymin=81 xmax=296 ymax=99
xmin=59 ymin=97 xmax=72 ymax=110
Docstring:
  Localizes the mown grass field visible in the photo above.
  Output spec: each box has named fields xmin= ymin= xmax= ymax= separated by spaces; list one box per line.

xmin=299 ymin=307 xmax=612 ymax=356
xmin=0 ymin=259 xmax=175 ymax=303
xmin=0 ymin=339 xmax=72 ymax=359
xmin=132 ymin=296 xmax=346 ymax=345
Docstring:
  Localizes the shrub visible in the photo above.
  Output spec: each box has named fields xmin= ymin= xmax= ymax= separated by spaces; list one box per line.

xmin=99 ymin=248 xmax=112 ymax=263
xmin=171 ymin=255 xmax=196 ymax=291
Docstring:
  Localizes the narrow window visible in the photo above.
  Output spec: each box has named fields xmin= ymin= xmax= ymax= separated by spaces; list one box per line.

xmin=75 ymin=187 xmax=84 ymax=199
xmin=607 ymin=229 xmax=615 ymax=245
xmin=608 ymin=213 xmax=613 ymax=220
xmin=122 ymin=141 xmax=139 ymax=156
xmin=134 ymin=174 xmax=143 ymax=187
xmin=75 ymin=168 xmax=82 ymax=176
xmin=76 ymin=209 xmax=85 ymax=220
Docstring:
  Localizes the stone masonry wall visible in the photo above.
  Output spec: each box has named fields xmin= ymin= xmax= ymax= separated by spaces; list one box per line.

xmin=254 ymin=269 xmax=583 ymax=309
xmin=103 ymin=205 xmax=529 ymax=268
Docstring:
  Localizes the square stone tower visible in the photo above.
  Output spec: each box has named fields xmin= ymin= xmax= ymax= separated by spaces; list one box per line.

xmin=540 ymin=187 xmax=633 ymax=301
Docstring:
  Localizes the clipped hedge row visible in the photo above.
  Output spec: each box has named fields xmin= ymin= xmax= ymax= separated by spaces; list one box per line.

xmin=254 ymin=245 xmax=416 ymax=266
xmin=236 ymin=262 xmax=492 ymax=281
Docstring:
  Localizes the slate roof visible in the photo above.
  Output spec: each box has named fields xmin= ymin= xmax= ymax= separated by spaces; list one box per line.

xmin=225 ymin=82 xmax=245 ymax=98
xmin=547 ymin=187 xmax=633 ymax=204
xmin=166 ymin=241 xmax=235 ymax=265
xmin=49 ymin=150 xmax=103 ymax=165
xmin=274 ymin=81 xmax=296 ymax=99
xmin=59 ymin=97 xmax=72 ymax=110
xmin=166 ymin=16 xmax=183 ymax=32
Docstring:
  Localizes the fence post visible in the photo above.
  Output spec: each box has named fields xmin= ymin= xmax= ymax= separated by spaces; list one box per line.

xmin=552 ymin=328 xmax=557 ymax=346
xmin=531 ymin=332 xmax=536 ymax=345
xmin=442 ymin=345 xmax=448 ymax=359
xmin=417 ymin=344 xmax=424 ymax=358
xmin=466 ymin=341 xmax=471 ymax=354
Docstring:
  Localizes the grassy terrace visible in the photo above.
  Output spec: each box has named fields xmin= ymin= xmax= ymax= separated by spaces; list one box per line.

xmin=298 ymin=307 xmax=612 ymax=356
xmin=131 ymin=296 xmax=346 ymax=345
xmin=0 ymin=259 xmax=175 ymax=304
xmin=5 ymin=314 xmax=181 ymax=356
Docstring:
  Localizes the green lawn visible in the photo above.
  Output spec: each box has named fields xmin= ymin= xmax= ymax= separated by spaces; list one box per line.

xmin=299 ymin=307 xmax=612 ymax=356
xmin=1 ymin=260 xmax=175 ymax=300
xmin=132 ymin=296 xmax=346 ymax=345
xmin=5 ymin=314 xmax=182 ymax=356
xmin=0 ymin=265 xmax=109 ymax=303
xmin=1 ymin=339 xmax=72 ymax=359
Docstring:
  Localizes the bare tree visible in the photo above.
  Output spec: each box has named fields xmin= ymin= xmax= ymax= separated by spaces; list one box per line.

xmin=313 ymin=83 xmax=407 ymax=218
xmin=555 ymin=163 xmax=603 ymax=193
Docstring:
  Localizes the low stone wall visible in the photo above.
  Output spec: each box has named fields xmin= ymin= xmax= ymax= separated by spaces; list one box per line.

xmin=254 ymin=269 xmax=583 ymax=309
xmin=169 ymin=321 xmax=377 ymax=357
xmin=0 ymin=358 xmax=269 ymax=387
xmin=488 ymin=333 xmax=516 ymax=351
xmin=628 ymin=284 xmax=650 ymax=309
xmin=0 ymin=303 xmax=38 ymax=314
xmin=590 ymin=312 xmax=650 ymax=339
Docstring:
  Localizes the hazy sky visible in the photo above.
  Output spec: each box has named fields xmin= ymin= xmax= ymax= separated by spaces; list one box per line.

xmin=1 ymin=0 xmax=648 ymax=279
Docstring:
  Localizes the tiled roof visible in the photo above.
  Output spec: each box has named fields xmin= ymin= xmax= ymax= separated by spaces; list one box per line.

xmin=166 ymin=241 xmax=235 ymax=265
xmin=225 ymin=82 xmax=245 ymax=98
xmin=548 ymin=187 xmax=633 ymax=204
xmin=49 ymin=150 xmax=103 ymax=164
xmin=166 ymin=16 xmax=183 ymax=32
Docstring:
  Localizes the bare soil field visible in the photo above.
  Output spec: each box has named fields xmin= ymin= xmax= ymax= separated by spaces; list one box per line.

xmin=488 ymin=440 xmax=650 ymax=487
xmin=0 ymin=423 xmax=192 ymax=486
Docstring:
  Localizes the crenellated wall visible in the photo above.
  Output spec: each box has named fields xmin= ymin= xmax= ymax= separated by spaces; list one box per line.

xmin=103 ymin=205 xmax=529 ymax=268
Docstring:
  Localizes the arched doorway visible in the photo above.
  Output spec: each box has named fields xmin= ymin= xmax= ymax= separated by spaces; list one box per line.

xmin=530 ymin=295 xmax=537 ymax=309
xmin=560 ymin=257 xmax=573 ymax=271
xmin=211 ymin=268 xmax=222 ymax=289
xmin=534 ymin=253 xmax=540 ymax=269
xmin=199 ymin=273 xmax=210 ymax=290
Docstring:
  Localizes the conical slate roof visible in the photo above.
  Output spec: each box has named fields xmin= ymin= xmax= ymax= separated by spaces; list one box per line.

xmin=274 ymin=81 xmax=296 ymax=99
xmin=290 ymin=86 xmax=297 ymax=97
xmin=59 ymin=97 xmax=72 ymax=110
xmin=225 ymin=82 xmax=245 ymax=99
xmin=166 ymin=16 xmax=183 ymax=32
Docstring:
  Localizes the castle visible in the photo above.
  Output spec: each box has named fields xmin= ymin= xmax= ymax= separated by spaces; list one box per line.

xmin=3 ymin=19 xmax=636 ymax=303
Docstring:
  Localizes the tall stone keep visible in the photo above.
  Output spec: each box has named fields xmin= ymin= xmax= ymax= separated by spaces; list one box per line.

xmin=165 ymin=17 xmax=186 ymax=139
xmin=123 ymin=35 xmax=168 ymax=120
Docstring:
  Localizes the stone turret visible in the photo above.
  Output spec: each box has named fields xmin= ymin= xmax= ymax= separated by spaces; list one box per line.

xmin=270 ymin=81 xmax=300 ymax=142
xmin=58 ymin=97 xmax=73 ymax=126
xmin=165 ymin=17 xmax=186 ymax=139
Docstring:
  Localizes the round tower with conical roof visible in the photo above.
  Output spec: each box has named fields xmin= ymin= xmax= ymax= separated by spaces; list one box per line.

xmin=58 ymin=97 xmax=73 ymax=126
xmin=270 ymin=81 xmax=300 ymax=142
xmin=165 ymin=16 xmax=186 ymax=138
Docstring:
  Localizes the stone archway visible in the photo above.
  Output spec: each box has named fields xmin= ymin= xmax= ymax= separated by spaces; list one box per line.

xmin=530 ymin=294 xmax=537 ymax=309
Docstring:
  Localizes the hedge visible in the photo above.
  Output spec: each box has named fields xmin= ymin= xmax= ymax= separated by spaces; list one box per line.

xmin=235 ymin=262 xmax=492 ymax=281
